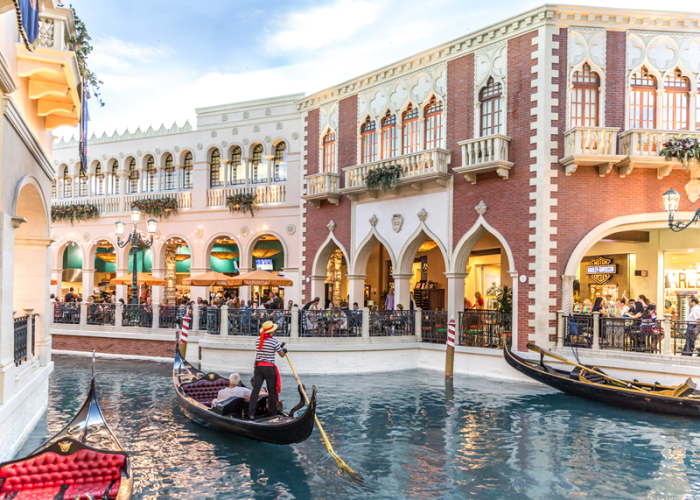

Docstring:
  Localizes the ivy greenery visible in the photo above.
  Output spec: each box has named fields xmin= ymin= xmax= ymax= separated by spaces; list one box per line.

xmin=131 ymin=197 xmax=178 ymax=220
xmin=51 ymin=203 xmax=99 ymax=224
xmin=69 ymin=4 xmax=104 ymax=107
xmin=226 ymin=193 xmax=257 ymax=217
xmin=660 ymin=137 xmax=700 ymax=167
xmin=364 ymin=165 xmax=404 ymax=192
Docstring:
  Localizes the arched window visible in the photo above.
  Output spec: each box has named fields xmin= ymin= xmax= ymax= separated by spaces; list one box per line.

xmin=128 ymin=159 xmax=138 ymax=194
xmin=163 ymin=154 xmax=175 ymax=190
xmin=229 ymin=147 xmax=243 ymax=185
xmin=570 ymin=64 xmax=599 ymax=127
xmin=274 ymin=142 xmax=287 ymax=182
xmin=630 ymin=67 xmax=657 ymax=129
xmin=94 ymin=162 xmax=104 ymax=195
xmin=425 ymin=96 xmax=443 ymax=149
xmin=361 ymin=117 xmax=377 ymax=163
xmin=251 ymin=144 xmax=263 ymax=184
xmin=210 ymin=149 xmax=222 ymax=188
xmin=51 ymin=179 xmax=56 ymax=199
xmin=77 ymin=169 xmax=88 ymax=197
xmin=402 ymin=104 xmax=420 ymax=155
xmin=110 ymin=160 xmax=119 ymax=195
xmin=479 ymin=78 xmax=503 ymax=136
xmin=323 ymin=132 xmax=336 ymax=172
xmin=182 ymin=152 xmax=193 ymax=189
xmin=381 ymin=111 xmax=397 ymax=160
xmin=663 ymin=68 xmax=689 ymax=130
xmin=62 ymin=166 xmax=71 ymax=198
xmin=145 ymin=156 xmax=156 ymax=192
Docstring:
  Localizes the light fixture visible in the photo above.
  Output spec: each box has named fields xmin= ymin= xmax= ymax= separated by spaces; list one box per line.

xmin=252 ymin=249 xmax=281 ymax=258
xmin=96 ymin=253 xmax=117 ymax=263
xmin=418 ymin=241 xmax=438 ymax=252
xmin=130 ymin=207 xmax=141 ymax=224
xmin=212 ymin=251 xmax=239 ymax=260
xmin=663 ymin=188 xmax=681 ymax=217
xmin=147 ymin=218 xmax=157 ymax=234
xmin=114 ymin=220 xmax=125 ymax=236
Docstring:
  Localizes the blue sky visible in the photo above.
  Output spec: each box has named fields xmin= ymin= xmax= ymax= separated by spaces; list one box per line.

xmin=56 ymin=0 xmax=700 ymax=141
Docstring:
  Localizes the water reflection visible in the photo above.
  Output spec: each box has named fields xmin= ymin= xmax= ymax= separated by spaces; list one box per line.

xmin=15 ymin=357 xmax=700 ymax=499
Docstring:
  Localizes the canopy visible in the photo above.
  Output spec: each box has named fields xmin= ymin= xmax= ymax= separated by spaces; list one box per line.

xmin=110 ymin=274 xmax=165 ymax=286
xmin=225 ymin=269 xmax=293 ymax=287
xmin=182 ymin=271 xmax=238 ymax=286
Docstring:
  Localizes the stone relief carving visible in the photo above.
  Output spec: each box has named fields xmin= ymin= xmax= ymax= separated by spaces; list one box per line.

xmin=686 ymin=179 xmax=700 ymax=202
xmin=243 ymin=111 xmax=249 ymax=119
xmin=292 ymin=132 xmax=299 ymax=140
xmin=320 ymin=102 xmax=339 ymax=134
xmin=194 ymin=227 xmax=204 ymax=238
xmin=137 ymin=150 xmax=142 ymax=156
xmin=265 ymin=136 xmax=271 ymax=143
xmin=211 ymin=131 xmax=217 ymax=138
xmin=102 ymin=154 xmax=107 ymax=160
xmin=197 ymin=144 xmax=203 ymax=150
xmin=627 ymin=31 xmax=700 ymax=79
xmin=174 ymin=146 xmax=180 ymax=152
xmin=475 ymin=201 xmax=488 ymax=215
xmin=154 ymin=229 xmax=161 ymax=240
xmin=243 ymin=138 xmax=249 ymax=145
xmin=567 ymin=29 xmax=606 ymax=129
xmin=285 ymin=224 xmax=296 ymax=235
xmin=265 ymin=108 xmax=271 ymax=116
xmin=119 ymin=152 xmax=124 ymax=158
xmin=276 ymin=122 xmax=283 ymax=130
xmin=369 ymin=214 xmax=378 ymax=227
xmin=254 ymin=125 xmax=260 ymax=132
xmin=474 ymin=41 xmax=508 ymax=133
xmin=327 ymin=220 xmax=336 ymax=232
xmin=240 ymin=226 xmax=250 ymax=237
xmin=222 ymin=114 xmax=228 ymax=122
xmin=221 ymin=141 xmax=227 ymax=147
xmin=417 ymin=208 xmax=427 ymax=222
xmin=83 ymin=232 xmax=90 ymax=242
xmin=155 ymin=149 xmax=160 ymax=155
xmin=391 ymin=214 xmax=403 ymax=233
xmin=232 ymin=128 xmax=238 ymax=135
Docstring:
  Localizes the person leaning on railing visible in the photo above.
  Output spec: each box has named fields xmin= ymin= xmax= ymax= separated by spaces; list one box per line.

xmin=682 ymin=296 xmax=700 ymax=356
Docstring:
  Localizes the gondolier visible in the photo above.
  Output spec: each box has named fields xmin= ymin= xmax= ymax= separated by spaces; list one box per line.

xmin=250 ymin=320 xmax=287 ymax=420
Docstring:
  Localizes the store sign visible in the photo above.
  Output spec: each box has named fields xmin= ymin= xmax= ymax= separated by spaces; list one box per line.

xmin=586 ymin=257 xmax=617 ymax=285
xmin=667 ymin=271 xmax=699 ymax=289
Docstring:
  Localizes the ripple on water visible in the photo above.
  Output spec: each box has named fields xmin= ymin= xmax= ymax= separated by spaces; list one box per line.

xmin=14 ymin=357 xmax=700 ymax=499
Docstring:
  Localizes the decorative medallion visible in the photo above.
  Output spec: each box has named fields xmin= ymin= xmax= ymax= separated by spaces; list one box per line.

xmin=327 ymin=220 xmax=336 ymax=232
xmin=194 ymin=227 xmax=204 ymax=238
xmin=369 ymin=214 xmax=378 ymax=227
xmin=265 ymin=136 xmax=271 ymax=143
xmin=475 ymin=201 xmax=488 ymax=216
xmin=391 ymin=214 xmax=403 ymax=233
xmin=211 ymin=131 xmax=217 ymax=138
xmin=276 ymin=122 xmax=283 ymax=130
xmin=174 ymin=146 xmax=180 ymax=152
xmin=209 ymin=373 xmax=215 ymax=380
xmin=241 ymin=226 xmax=250 ymax=237
xmin=232 ymin=128 xmax=238 ymax=135
xmin=292 ymin=132 xmax=299 ymax=140
xmin=58 ymin=440 xmax=72 ymax=453
xmin=285 ymin=224 xmax=296 ymax=235
xmin=221 ymin=141 xmax=227 ymax=147
xmin=265 ymin=108 xmax=271 ymax=116
xmin=686 ymin=179 xmax=700 ymax=203
xmin=417 ymin=208 xmax=427 ymax=222
xmin=243 ymin=138 xmax=249 ymax=145
xmin=586 ymin=257 xmax=617 ymax=285
xmin=243 ymin=111 xmax=250 ymax=119
xmin=119 ymin=152 xmax=124 ymax=158
xmin=83 ymin=232 xmax=90 ymax=242
xmin=222 ymin=114 xmax=228 ymax=122
xmin=197 ymin=143 xmax=203 ymax=150
xmin=137 ymin=150 xmax=142 ymax=156
xmin=53 ymin=159 xmax=58 ymax=166
xmin=254 ymin=125 xmax=260 ymax=132
xmin=102 ymin=154 xmax=107 ymax=160
xmin=155 ymin=148 xmax=161 ymax=154
xmin=154 ymin=229 xmax=161 ymax=240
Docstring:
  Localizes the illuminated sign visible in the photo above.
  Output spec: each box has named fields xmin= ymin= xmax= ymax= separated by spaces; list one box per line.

xmin=586 ymin=265 xmax=617 ymax=274
xmin=586 ymin=257 xmax=616 ymax=285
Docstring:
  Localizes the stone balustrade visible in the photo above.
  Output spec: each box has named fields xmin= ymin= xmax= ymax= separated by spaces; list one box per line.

xmin=206 ymin=184 xmax=287 ymax=208
xmin=455 ymin=134 xmax=514 ymax=184
xmin=302 ymin=172 xmax=340 ymax=207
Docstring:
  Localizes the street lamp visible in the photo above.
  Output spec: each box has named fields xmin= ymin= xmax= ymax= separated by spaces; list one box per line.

xmin=663 ymin=188 xmax=698 ymax=232
xmin=115 ymin=208 xmax=157 ymax=304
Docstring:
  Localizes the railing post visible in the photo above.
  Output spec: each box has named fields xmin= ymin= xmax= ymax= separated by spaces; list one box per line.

xmin=220 ymin=306 xmax=228 ymax=336
xmin=23 ymin=308 xmax=34 ymax=363
xmin=192 ymin=305 xmax=200 ymax=331
xmin=291 ymin=306 xmax=299 ymax=338
xmin=153 ymin=304 xmax=160 ymax=329
xmin=664 ymin=313 xmax=672 ymax=356
xmin=592 ymin=312 xmax=600 ymax=350
xmin=79 ymin=302 xmax=87 ymax=326
xmin=415 ymin=308 xmax=422 ymax=341
xmin=362 ymin=307 xmax=370 ymax=339
xmin=557 ymin=310 xmax=565 ymax=346
xmin=49 ymin=302 xmax=55 ymax=325
xmin=115 ymin=302 xmax=122 ymax=327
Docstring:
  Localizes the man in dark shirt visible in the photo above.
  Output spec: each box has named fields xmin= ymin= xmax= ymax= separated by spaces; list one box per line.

xmin=302 ymin=297 xmax=320 ymax=310
xmin=65 ymin=287 xmax=76 ymax=303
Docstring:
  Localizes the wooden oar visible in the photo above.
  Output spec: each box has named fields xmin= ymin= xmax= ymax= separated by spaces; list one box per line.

xmin=526 ymin=343 xmax=649 ymax=392
xmin=284 ymin=352 xmax=363 ymax=483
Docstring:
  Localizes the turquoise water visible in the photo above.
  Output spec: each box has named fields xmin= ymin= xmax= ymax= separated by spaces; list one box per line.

xmin=16 ymin=356 xmax=700 ymax=499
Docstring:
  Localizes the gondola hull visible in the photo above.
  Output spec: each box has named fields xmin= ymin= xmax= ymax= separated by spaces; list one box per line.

xmin=504 ymin=346 xmax=700 ymax=417
xmin=173 ymin=349 xmax=316 ymax=445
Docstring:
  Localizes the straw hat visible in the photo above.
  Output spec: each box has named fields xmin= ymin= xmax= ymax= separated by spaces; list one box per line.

xmin=260 ymin=320 xmax=279 ymax=334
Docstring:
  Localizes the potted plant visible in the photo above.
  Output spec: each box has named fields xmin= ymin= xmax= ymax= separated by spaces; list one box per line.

xmin=364 ymin=165 xmax=404 ymax=192
xmin=660 ymin=137 xmax=700 ymax=167
xmin=51 ymin=203 xmax=100 ymax=224
xmin=132 ymin=197 xmax=178 ymax=220
xmin=495 ymin=285 xmax=513 ymax=347
xmin=226 ymin=193 xmax=257 ymax=217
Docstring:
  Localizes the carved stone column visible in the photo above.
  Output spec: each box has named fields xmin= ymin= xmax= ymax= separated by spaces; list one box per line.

xmin=164 ymin=243 xmax=177 ymax=305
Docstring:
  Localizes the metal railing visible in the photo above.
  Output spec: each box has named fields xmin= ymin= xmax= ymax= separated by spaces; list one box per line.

xmin=421 ymin=310 xmax=448 ymax=344
xmin=459 ymin=309 xmax=512 ymax=348
xmin=301 ymin=309 xmax=362 ymax=337
xmin=369 ymin=310 xmax=414 ymax=337
xmin=159 ymin=305 xmax=180 ymax=329
xmin=198 ymin=306 xmax=209 ymax=330
xmin=53 ymin=302 xmax=80 ymax=324
xmin=228 ymin=308 xmax=291 ymax=337
xmin=14 ymin=315 xmax=28 ymax=366
xmin=562 ymin=314 xmax=594 ymax=348
xmin=599 ymin=317 xmax=662 ymax=354
xmin=671 ymin=320 xmax=700 ymax=356
xmin=122 ymin=305 xmax=153 ymax=328
xmin=206 ymin=307 xmax=221 ymax=335
xmin=87 ymin=303 xmax=115 ymax=326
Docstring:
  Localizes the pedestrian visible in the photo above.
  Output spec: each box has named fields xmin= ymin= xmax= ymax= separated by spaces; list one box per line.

xmin=474 ymin=291 xmax=485 ymax=309
xmin=65 ymin=287 xmax=76 ymax=303
xmin=302 ymin=297 xmax=320 ymax=310
xmin=683 ymin=296 xmax=700 ymax=356
xmin=287 ymin=299 xmax=294 ymax=310
xmin=385 ymin=287 xmax=395 ymax=311
xmin=249 ymin=321 xmax=287 ymax=420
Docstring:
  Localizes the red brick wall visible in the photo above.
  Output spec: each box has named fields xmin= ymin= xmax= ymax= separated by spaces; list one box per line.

xmin=53 ymin=335 xmax=175 ymax=358
xmin=306 ymin=108 xmax=320 ymax=176
xmin=301 ymin=95 xmax=356 ymax=302
xmin=605 ymin=30 xmax=626 ymax=129
xmin=446 ymin=52 xmax=474 ymax=180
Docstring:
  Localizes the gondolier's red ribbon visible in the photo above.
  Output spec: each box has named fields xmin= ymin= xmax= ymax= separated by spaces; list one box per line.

xmin=257 ymin=327 xmax=275 ymax=350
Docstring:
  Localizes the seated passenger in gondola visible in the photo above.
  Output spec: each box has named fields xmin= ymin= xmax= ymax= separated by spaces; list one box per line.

xmin=211 ymin=373 xmax=266 ymax=408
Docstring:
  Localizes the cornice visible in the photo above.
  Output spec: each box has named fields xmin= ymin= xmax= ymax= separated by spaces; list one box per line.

xmin=0 ymin=48 xmax=17 ymax=94
xmin=3 ymin=96 xmax=53 ymax=180
xmin=296 ymin=3 xmax=700 ymax=111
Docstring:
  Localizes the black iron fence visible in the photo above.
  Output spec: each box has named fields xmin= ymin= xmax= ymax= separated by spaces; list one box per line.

xmin=53 ymin=302 xmax=80 ymax=324
xmin=87 ymin=303 xmax=115 ymax=326
xmin=562 ymin=314 xmax=594 ymax=348
xmin=301 ymin=309 xmax=362 ymax=337
xmin=122 ymin=305 xmax=153 ymax=328
xmin=421 ymin=310 xmax=447 ymax=344
xmin=228 ymin=308 xmax=292 ymax=337
xmin=671 ymin=320 xmax=700 ymax=356
xmin=600 ymin=317 xmax=662 ymax=354
xmin=159 ymin=305 xmax=180 ymax=329
xmin=199 ymin=305 xmax=208 ymax=331
xmin=459 ymin=309 xmax=512 ymax=348
xmin=206 ymin=307 xmax=221 ymax=335
xmin=369 ymin=310 xmax=414 ymax=337
xmin=14 ymin=315 xmax=27 ymax=365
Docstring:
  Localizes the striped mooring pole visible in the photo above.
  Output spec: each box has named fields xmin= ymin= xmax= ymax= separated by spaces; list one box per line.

xmin=445 ymin=316 xmax=456 ymax=378
xmin=179 ymin=311 xmax=190 ymax=358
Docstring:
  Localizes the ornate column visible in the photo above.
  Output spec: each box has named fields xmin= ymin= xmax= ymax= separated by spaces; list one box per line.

xmin=164 ymin=243 xmax=177 ymax=305
xmin=347 ymin=274 xmax=367 ymax=308
xmin=81 ymin=269 xmax=95 ymax=301
xmin=221 ymin=159 xmax=230 ymax=186
xmin=241 ymin=157 xmax=251 ymax=186
xmin=690 ymin=91 xmax=698 ymax=131
xmin=392 ymin=273 xmax=413 ymax=310
xmin=115 ymin=268 xmax=129 ymax=302
xmin=151 ymin=268 xmax=165 ymax=304
xmin=263 ymin=155 xmax=275 ymax=185
xmin=655 ymin=89 xmax=664 ymax=131
xmin=561 ymin=275 xmax=576 ymax=314
xmin=445 ymin=272 xmax=467 ymax=321
xmin=118 ymin=172 xmax=129 ymax=212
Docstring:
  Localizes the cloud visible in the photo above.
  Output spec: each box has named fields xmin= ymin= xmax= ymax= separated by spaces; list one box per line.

xmin=89 ymin=37 xmax=171 ymax=73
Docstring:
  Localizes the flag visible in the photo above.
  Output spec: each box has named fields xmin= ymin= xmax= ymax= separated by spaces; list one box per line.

xmin=79 ymin=83 xmax=88 ymax=175
xmin=13 ymin=0 xmax=39 ymax=51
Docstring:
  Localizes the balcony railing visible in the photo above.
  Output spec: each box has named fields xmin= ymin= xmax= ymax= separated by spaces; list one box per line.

xmin=455 ymin=134 xmax=513 ymax=184
xmin=228 ymin=309 xmax=292 ymax=336
xmin=301 ymin=309 xmax=362 ymax=337
xmin=369 ymin=310 xmax=414 ymax=337
xmin=206 ymin=185 xmax=286 ymax=208
xmin=122 ymin=305 xmax=153 ymax=328
xmin=302 ymin=172 xmax=340 ymax=207
xmin=14 ymin=315 xmax=28 ymax=366
xmin=124 ymin=191 xmax=192 ymax=210
xmin=54 ymin=303 xmax=80 ymax=324
xmin=341 ymin=148 xmax=450 ymax=199
xmin=421 ymin=310 xmax=448 ymax=344
xmin=617 ymin=129 xmax=700 ymax=178
xmin=458 ymin=309 xmax=512 ymax=348
xmin=87 ymin=303 xmax=115 ymax=326
xmin=560 ymin=127 xmax=623 ymax=176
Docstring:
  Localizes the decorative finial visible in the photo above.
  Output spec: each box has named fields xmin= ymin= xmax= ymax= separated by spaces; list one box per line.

xmin=369 ymin=215 xmax=378 ymax=227
xmin=475 ymin=201 xmax=488 ymax=216
xmin=327 ymin=220 xmax=336 ymax=232
xmin=417 ymin=208 xmax=427 ymax=222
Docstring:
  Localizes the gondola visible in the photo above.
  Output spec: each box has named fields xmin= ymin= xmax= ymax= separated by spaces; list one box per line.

xmin=504 ymin=343 xmax=700 ymax=417
xmin=173 ymin=348 xmax=317 ymax=445
xmin=0 ymin=357 xmax=133 ymax=499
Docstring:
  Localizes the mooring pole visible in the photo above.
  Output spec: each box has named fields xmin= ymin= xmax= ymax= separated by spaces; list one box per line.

xmin=445 ymin=316 xmax=456 ymax=378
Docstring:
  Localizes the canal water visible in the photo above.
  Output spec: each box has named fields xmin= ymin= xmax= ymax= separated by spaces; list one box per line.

xmin=17 ymin=355 xmax=700 ymax=499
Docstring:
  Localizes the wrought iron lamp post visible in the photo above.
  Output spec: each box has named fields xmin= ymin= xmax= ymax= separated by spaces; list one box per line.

xmin=662 ymin=188 xmax=700 ymax=232
xmin=114 ymin=208 xmax=157 ymax=305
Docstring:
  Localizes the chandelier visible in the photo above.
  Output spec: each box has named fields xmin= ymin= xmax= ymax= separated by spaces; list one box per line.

xmin=96 ymin=252 xmax=117 ymax=263
xmin=418 ymin=241 xmax=438 ymax=253
xmin=211 ymin=251 xmax=239 ymax=260
xmin=252 ymin=248 xmax=280 ymax=258
xmin=175 ymin=246 xmax=190 ymax=262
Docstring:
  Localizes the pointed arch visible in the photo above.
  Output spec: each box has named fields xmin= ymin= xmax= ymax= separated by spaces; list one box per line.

xmin=450 ymin=216 xmax=516 ymax=274
xmin=396 ymin=222 xmax=449 ymax=276
xmin=311 ymin=231 xmax=352 ymax=278
xmin=352 ymin=227 xmax=397 ymax=276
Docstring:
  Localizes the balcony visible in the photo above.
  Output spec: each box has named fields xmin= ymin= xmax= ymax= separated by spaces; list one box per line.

xmin=617 ymin=129 xmax=700 ymax=178
xmin=560 ymin=127 xmax=623 ymax=177
xmin=53 ymin=196 xmax=121 ymax=215
xmin=16 ymin=8 xmax=81 ymax=129
xmin=454 ymin=135 xmax=513 ymax=184
xmin=341 ymin=148 xmax=451 ymax=200
xmin=302 ymin=172 xmax=340 ymax=207
xmin=206 ymin=184 xmax=286 ymax=208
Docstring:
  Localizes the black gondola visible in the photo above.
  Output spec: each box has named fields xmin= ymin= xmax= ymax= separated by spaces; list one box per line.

xmin=0 ymin=359 xmax=133 ymax=499
xmin=504 ymin=344 xmax=700 ymax=417
xmin=173 ymin=348 xmax=316 ymax=445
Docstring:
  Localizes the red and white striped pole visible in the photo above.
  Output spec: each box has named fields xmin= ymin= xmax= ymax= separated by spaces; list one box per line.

xmin=179 ymin=311 xmax=190 ymax=358
xmin=445 ymin=316 xmax=456 ymax=378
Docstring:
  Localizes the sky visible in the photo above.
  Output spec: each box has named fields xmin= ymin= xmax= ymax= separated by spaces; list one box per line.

xmin=55 ymin=0 xmax=700 ymax=142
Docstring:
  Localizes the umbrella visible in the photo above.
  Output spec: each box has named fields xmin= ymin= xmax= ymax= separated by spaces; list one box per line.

xmin=182 ymin=271 xmax=238 ymax=286
xmin=110 ymin=274 xmax=166 ymax=286
xmin=225 ymin=269 xmax=293 ymax=287
xmin=51 ymin=279 xmax=58 ymax=285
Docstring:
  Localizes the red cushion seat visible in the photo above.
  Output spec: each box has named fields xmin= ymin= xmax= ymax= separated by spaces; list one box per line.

xmin=181 ymin=378 xmax=228 ymax=406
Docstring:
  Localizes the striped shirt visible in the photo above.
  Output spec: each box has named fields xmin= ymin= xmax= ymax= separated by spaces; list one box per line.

xmin=255 ymin=336 xmax=282 ymax=364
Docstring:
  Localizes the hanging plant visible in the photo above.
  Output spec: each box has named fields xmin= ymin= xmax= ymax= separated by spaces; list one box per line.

xmin=51 ymin=203 xmax=99 ymax=224
xmin=660 ymin=137 xmax=700 ymax=168
xmin=226 ymin=193 xmax=257 ymax=217
xmin=69 ymin=4 xmax=104 ymax=107
xmin=364 ymin=165 xmax=404 ymax=192
xmin=132 ymin=197 xmax=178 ymax=220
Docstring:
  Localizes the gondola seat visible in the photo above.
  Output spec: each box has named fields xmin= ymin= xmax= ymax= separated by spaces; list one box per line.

xmin=212 ymin=396 xmax=271 ymax=418
xmin=0 ymin=448 xmax=126 ymax=499
xmin=181 ymin=378 xmax=228 ymax=406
